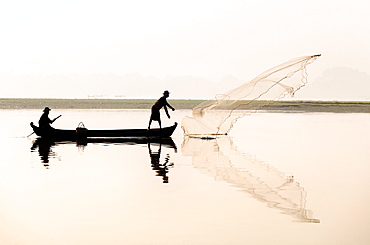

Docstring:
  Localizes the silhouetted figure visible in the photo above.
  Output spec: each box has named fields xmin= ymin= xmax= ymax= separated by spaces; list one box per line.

xmin=148 ymin=90 xmax=175 ymax=129
xmin=30 ymin=107 xmax=61 ymax=134
xmin=39 ymin=107 xmax=56 ymax=129
xmin=148 ymin=142 xmax=174 ymax=183
xmin=31 ymin=138 xmax=56 ymax=168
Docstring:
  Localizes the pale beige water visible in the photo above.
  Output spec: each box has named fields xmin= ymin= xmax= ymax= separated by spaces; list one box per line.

xmin=0 ymin=109 xmax=369 ymax=244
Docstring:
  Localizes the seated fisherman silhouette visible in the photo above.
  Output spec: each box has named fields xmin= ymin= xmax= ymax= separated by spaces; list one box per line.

xmin=148 ymin=90 xmax=175 ymax=130
xmin=30 ymin=107 xmax=60 ymax=132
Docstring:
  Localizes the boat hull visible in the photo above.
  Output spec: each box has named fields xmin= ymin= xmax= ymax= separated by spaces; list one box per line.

xmin=31 ymin=122 xmax=177 ymax=140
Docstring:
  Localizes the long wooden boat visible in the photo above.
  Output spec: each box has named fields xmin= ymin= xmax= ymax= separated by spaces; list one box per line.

xmin=32 ymin=136 xmax=177 ymax=149
xmin=30 ymin=122 xmax=177 ymax=140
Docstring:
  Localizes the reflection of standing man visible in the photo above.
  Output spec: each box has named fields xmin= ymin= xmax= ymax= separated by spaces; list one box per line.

xmin=148 ymin=142 xmax=171 ymax=183
xmin=148 ymin=90 xmax=175 ymax=129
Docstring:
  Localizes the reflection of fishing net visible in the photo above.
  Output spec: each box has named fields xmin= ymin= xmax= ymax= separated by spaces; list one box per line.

xmin=182 ymin=55 xmax=321 ymax=136
xmin=181 ymin=136 xmax=320 ymax=223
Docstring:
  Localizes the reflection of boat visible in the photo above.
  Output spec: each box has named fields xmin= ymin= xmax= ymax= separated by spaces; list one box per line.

xmin=181 ymin=136 xmax=320 ymax=223
xmin=30 ymin=122 xmax=178 ymax=140
xmin=32 ymin=137 xmax=177 ymax=150
xmin=75 ymin=137 xmax=177 ymax=149
xmin=31 ymin=137 xmax=177 ymax=178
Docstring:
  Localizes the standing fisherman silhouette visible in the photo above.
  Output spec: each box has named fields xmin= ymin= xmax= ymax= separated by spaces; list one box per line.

xmin=148 ymin=90 xmax=175 ymax=130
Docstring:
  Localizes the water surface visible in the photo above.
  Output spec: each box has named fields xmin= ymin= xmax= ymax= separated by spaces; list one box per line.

xmin=0 ymin=109 xmax=369 ymax=244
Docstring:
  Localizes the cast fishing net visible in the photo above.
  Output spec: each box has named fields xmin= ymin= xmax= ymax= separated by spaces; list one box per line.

xmin=181 ymin=54 xmax=321 ymax=136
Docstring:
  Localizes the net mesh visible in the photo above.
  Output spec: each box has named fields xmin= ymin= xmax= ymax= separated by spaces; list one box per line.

xmin=181 ymin=55 xmax=321 ymax=136
xmin=182 ymin=136 xmax=320 ymax=223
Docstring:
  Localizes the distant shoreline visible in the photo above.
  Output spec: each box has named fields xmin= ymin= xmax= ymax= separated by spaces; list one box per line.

xmin=0 ymin=98 xmax=369 ymax=113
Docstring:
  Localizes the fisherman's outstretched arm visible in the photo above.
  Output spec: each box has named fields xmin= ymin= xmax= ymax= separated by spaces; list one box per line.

xmin=166 ymin=102 xmax=175 ymax=111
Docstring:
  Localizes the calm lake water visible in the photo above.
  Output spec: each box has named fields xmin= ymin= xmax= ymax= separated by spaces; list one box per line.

xmin=0 ymin=109 xmax=369 ymax=245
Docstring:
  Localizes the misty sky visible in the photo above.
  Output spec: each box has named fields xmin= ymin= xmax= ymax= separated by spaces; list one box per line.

xmin=1 ymin=0 xmax=369 ymax=99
